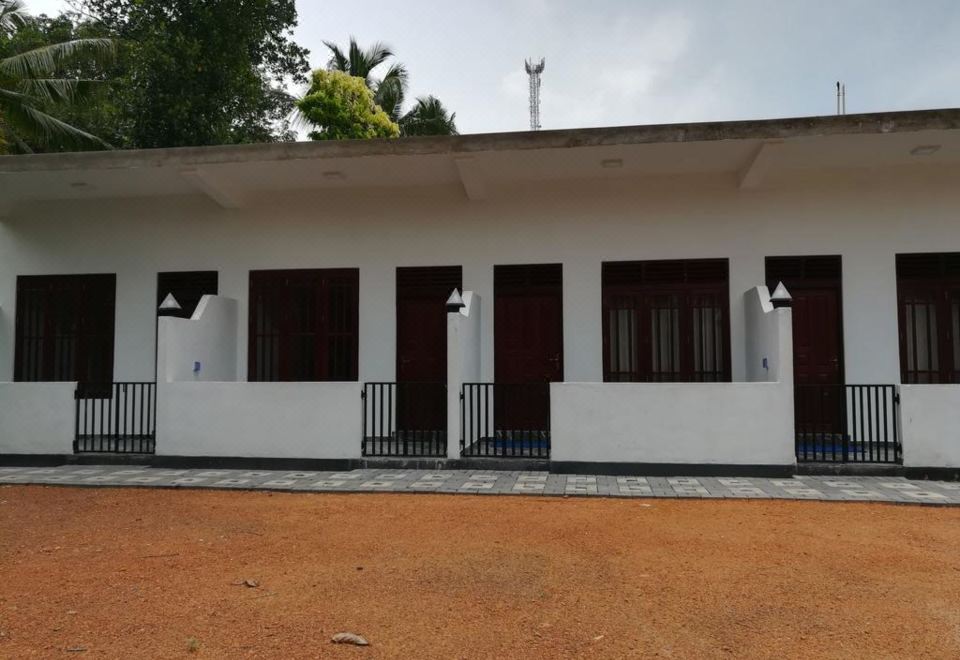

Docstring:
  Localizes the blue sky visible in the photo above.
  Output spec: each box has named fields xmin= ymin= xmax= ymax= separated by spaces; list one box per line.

xmin=24 ymin=0 xmax=960 ymax=134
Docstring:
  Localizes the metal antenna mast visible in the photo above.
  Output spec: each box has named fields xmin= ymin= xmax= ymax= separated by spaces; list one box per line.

xmin=525 ymin=58 xmax=545 ymax=130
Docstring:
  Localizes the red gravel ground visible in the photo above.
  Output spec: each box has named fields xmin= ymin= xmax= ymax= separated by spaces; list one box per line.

xmin=1 ymin=486 xmax=959 ymax=659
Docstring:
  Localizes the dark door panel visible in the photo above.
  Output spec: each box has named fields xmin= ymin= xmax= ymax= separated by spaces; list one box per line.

xmin=766 ymin=255 xmax=845 ymax=446
xmin=494 ymin=264 xmax=563 ymax=430
xmin=396 ymin=266 xmax=461 ymax=432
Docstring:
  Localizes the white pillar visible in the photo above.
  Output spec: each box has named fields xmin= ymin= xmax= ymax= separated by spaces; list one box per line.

xmin=447 ymin=291 xmax=481 ymax=458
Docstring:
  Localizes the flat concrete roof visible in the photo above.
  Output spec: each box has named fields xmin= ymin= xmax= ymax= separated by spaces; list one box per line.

xmin=2 ymin=108 xmax=959 ymax=173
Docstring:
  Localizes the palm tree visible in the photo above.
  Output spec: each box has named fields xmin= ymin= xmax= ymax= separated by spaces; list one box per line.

xmin=0 ymin=0 xmax=115 ymax=152
xmin=399 ymin=95 xmax=457 ymax=136
xmin=323 ymin=37 xmax=407 ymax=121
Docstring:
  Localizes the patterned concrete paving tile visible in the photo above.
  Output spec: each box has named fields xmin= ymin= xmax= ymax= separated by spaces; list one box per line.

xmin=409 ymin=480 xmax=444 ymax=490
xmin=671 ymin=485 xmax=709 ymax=496
xmin=565 ymin=483 xmax=598 ymax=495
xmin=460 ymin=481 xmax=495 ymax=490
xmin=171 ymin=477 xmax=209 ymax=485
xmin=770 ymin=479 xmax=802 ymax=487
xmin=328 ymin=472 xmax=363 ymax=479
xmin=360 ymin=480 xmax=397 ymax=489
xmin=22 ymin=468 xmax=59 ymax=474
xmin=212 ymin=479 xmax=250 ymax=486
xmin=259 ymin=479 xmax=297 ymax=487
xmin=840 ymin=489 xmax=885 ymax=499
xmin=902 ymin=490 xmax=949 ymax=501
xmin=728 ymin=487 xmax=769 ymax=497
xmin=781 ymin=488 xmax=825 ymax=498
xmin=308 ymin=480 xmax=347 ymax=489
xmin=617 ymin=484 xmax=653 ymax=495
xmin=0 ymin=467 xmax=25 ymax=472
xmin=238 ymin=471 xmax=272 ymax=478
xmin=617 ymin=476 xmax=649 ymax=485
xmin=467 ymin=474 xmax=498 ymax=482
xmin=512 ymin=482 xmax=545 ymax=493
xmin=0 ymin=474 xmax=28 ymax=482
xmin=567 ymin=476 xmax=597 ymax=484
xmin=930 ymin=482 xmax=960 ymax=490
xmin=718 ymin=478 xmax=754 ymax=487
xmin=126 ymin=476 xmax=165 ymax=483
xmin=517 ymin=474 xmax=548 ymax=483
xmin=879 ymin=482 xmax=921 ymax=490
xmin=668 ymin=477 xmax=702 ymax=486
xmin=821 ymin=480 xmax=862 ymax=488
xmin=422 ymin=473 xmax=453 ymax=480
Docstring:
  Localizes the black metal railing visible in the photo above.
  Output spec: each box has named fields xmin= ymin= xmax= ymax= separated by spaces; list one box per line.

xmin=362 ymin=382 xmax=447 ymax=457
xmin=460 ymin=382 xmax=551 ymax=458
xmin=75 ymin=382 xmax=157 ymax=454
xmin=795 ymin=384 xmax=901 ymax=464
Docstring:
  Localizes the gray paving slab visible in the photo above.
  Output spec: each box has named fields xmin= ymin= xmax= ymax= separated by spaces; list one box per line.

xmin=2 ymin=465 xmax=959 ymax=505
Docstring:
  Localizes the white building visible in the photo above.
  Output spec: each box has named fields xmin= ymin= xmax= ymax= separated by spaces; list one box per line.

xmin=1 ymin=109 xmax=958 ymax=475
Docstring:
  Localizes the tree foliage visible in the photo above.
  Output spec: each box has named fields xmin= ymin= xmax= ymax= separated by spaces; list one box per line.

xmin=399 ymin=95 xmax=457 ymax=137
xmin=296 ymin=69 xmax=399 ymax=141
xmin=323 ymin=38 xmax=457 ymax=136
xmin=76 ymin=0 xmax=310 ymax=148
xmin=0 ymin=0 xmax=115 ymax=152
xmin=324 ymin=38 xmax=407 ymax=122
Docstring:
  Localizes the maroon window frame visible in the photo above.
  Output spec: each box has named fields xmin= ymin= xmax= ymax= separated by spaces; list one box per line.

xmin=896 ymin=253 xmax=960 ymax=384
xmin=248 ymin=269 xmax=359 ymax=382
xmin=14 ymin=274 xmax=116 ymax=386
xmin=602 ymin=259 xmax=730 ymax=382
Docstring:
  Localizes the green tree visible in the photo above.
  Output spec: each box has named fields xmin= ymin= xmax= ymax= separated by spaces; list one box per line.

xmin=296 ymin=69 xmax=399 ymax=141
xmin=78 ymin=0 xmax=310 ymax=148
xmin=323 ymin=38 xmax=407 ymax=122
xmin=399 ymin=95 xmax=457 ymax=137
xmin=0 ymin=0 xmax=115 ymax=152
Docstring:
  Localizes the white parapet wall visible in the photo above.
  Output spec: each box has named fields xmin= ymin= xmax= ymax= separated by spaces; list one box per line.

xmin=900 ymin=385 xmax=960 ymax=469
xmin=551 ymin=286 xmax=795 ymax=468
xmin=157 ymin=295 xmax=238 ymax=382
xmin=156 ymin=381 xmax=362 ymax=459
xmin=550 ymin=382 xmax=794 ymax=466
xmin=0 ymin=382 xmax=76 ymax=455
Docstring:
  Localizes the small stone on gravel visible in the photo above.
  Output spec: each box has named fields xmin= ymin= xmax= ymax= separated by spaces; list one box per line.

xmin=332 ymin=632 xmax=369 ymax=646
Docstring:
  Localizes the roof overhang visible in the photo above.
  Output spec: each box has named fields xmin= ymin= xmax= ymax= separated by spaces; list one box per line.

xmin=1 ymin=108 xmax=959 ymax=212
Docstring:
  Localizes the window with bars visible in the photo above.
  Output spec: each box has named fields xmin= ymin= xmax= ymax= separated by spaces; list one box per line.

xmin=602 ymin=259 xmax=730 ymax=382
xmin=14 ymin=274 xmax=116 ymax=385
xmin=248 ymin=269 xmax=359 ymax=382
xmin=897 ymin=253 xmax=960 ymax=384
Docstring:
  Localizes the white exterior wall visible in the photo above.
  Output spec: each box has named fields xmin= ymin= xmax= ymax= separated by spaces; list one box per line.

xmin=1 ymin=169 xmax=959 ymax=388
xmin=900 ymin=386 xmax=960 ymax=468
xmin=0 ymin=382 xmax=75 ymax=454
xmin=156 ymin=382 xmax=361 ymax=458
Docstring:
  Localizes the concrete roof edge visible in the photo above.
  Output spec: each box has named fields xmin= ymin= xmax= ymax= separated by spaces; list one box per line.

xmin=2 ymin=108 xmax=959 ymax=173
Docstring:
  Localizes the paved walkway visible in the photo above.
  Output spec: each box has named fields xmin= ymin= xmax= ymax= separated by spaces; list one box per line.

xmin=2 ymin=465 xmax=959 ymax=504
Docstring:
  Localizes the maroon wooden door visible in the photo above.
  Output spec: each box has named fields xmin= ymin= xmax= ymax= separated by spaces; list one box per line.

xmin=767 ymin=257 xmax=844 ymax=441
xmin=396 ymin=266 xmax=462 ymax=431
xmin=494 ymin=264 xmax=563 ymax=430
